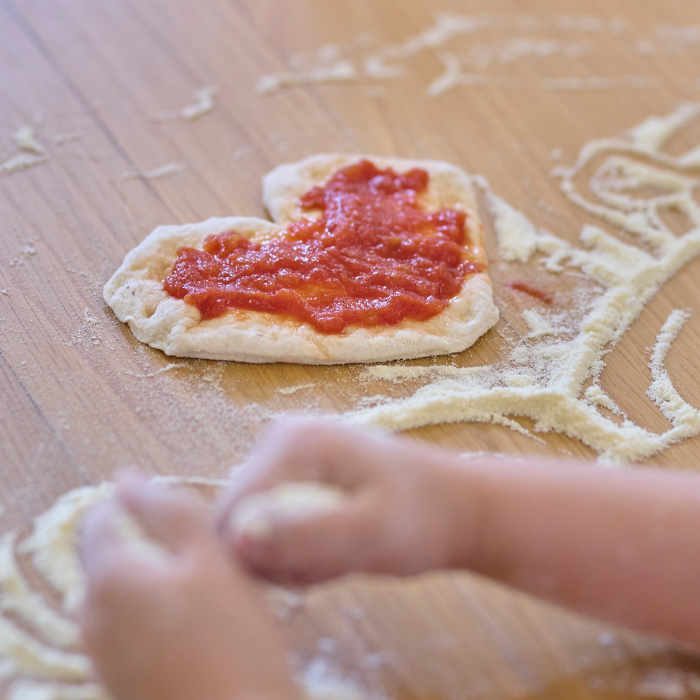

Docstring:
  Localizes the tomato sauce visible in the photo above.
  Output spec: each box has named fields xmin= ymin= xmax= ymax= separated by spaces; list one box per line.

xmin=505 ymin=281 xmax=553 ymax=305
xmin=164 ymin=160 xmax=484 ymax=334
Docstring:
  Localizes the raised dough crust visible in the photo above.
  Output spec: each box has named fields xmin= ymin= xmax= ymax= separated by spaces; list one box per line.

xmin=103 ymin=154 xmax=499 ymax=364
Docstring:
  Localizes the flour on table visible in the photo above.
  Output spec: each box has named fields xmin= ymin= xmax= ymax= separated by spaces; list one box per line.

xmin=13 ymin=128 xmax=45 ymax=156
xmin=343 ymin=104 xmax=700 ymax=463
xmin=542 ymin=76 xmax=658 ymax=91
xmin=278 ymin=383 xmax=317 ymax=396
xmin=151 ymin=86 xmax=218 ymax=122
xmin=52 ymin=133 xmax=82 ymax=146
xmin=1 ymin=128 xmax=48 ymax=176
xmin=181 ymin=87 xmax=218 ymax=120
xmin=302 ymin=659 xmax=366 ymax=700
xmin=584 ymin=386 xmax=623 ymax=416
xmin=628 ymin=103 xmax=700 ymax=150
xmin=6 ymin=681 xmax=108 ymax=700
xmin=521 ymin=309 xmax=565 ymax=339
xmin=19 ymin=484 xmax=115 ymax=615
xmin=257 ymin=63 xmax=356 ymax=94
xmin=255 ymin=13 xmax=679 ymax=97
xmin=0 ymin=154 xmax=46 ymax=176
xmin=122 ymin=163 xmax=185 ymax=181
xmin=0 ymin=534 xmax=79 ymax=648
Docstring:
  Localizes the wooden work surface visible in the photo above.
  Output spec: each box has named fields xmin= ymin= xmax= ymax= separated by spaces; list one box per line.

xmin=3 ymin=0 xmax=700 ymax=697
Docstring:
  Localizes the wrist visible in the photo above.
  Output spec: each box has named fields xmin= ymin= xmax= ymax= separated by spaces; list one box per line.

xmin=432 ymin=457 xmax=488 ymax=571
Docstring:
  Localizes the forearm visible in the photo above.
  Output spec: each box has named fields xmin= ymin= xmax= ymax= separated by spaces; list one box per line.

xmin=438 ymin=457 xmax=700 ymax=649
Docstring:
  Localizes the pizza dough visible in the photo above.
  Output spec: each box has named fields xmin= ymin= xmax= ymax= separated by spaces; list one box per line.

xmin=104 ymin=154 xmax=499 ymax=364
xmin=233 ymin=482 xmax=346 ymax=538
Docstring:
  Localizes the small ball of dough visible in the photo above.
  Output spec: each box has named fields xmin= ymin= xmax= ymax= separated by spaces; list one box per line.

xmin=233 ymin=482 xmax=346 ymax=539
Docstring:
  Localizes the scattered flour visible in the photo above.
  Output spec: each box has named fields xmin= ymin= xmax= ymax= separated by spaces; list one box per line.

xmin=257 ymin=63 xmax=356 ymax=94
xmin=646 ymin=309 xmax=698 ymax=436
xmin=427 ymin=54 xmax=523 ymax=96
xmin=1 ymin=128 xmax=48 ymax=175
xmin=69 ymin=309 xmax=102 ymax=349
xmin=655 ymin=25 xmax=700 ymax=48
xmin=0 ymin=616 xmax=90 ymax=682
xmin=123 ymin=363 xmax=181 ymax=379
xmin=13 ymin=128 xmax=45 ymax=156
xmin=0 ymin=154 xmax=46 ymax=177
xmin=343 ymin=104 xmax=700 ymax=463
xmin=521 ymin=309 xmax=565 ymax=339
xmin=0 ymin=534 xmax=79 ymax=648
xmin=19 ymin=484 xmax=115 ymax=615
xmin=123 ymin=163 xmax=185 ymax=180
xmin=628 ymin=103 xmax=700 ymax=151
xmin=278 ymin=383 xmax=317 ymax=396
xmin=254 ymin=13 xmax=679 ymax=97
xmin=181 ymin=86 xmax=218 ymax=120
xmin=52 ymin=133 xmax=82 ymax=146
xmin=584 ymin=386 xmax=624 ymax=416
xmin=6 ymin=681 xmax=108 ymax=700
xmin=151 ymin=86 xmax=218 ymax=122
xmin=542 ymin=76 xmax=658 ymax=91
xmin=301 ymin=659 xmax=366 ymax=700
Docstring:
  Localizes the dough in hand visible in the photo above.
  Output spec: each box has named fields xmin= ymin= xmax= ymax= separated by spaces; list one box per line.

xmin=104 ymin=154 xmax=499 ymax=364
xmin=233 ymin=482 xmax=346 ymax=539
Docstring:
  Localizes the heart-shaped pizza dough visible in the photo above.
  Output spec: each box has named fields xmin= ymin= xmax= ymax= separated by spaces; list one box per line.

xmin=103 ymin=154 xmax=499 ymax=364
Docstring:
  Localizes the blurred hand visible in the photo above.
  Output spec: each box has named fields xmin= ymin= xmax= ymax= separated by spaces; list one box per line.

xmin=217 ymin=419 xmax=466 ymax=585
xmin=81 ymin=474 xmax=300 ymax=700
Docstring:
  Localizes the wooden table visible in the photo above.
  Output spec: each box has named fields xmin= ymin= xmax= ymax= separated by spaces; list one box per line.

xmin=3 ymin=0 xmax=700 ymax=697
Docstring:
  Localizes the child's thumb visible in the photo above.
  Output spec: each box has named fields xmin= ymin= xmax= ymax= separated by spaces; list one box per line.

xmin=116 ymin=473 xmax=210 ymax=552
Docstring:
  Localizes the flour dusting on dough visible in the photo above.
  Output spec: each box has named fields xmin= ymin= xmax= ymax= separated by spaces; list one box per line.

xmin=343 ymin=104 xmax=700 ymax=463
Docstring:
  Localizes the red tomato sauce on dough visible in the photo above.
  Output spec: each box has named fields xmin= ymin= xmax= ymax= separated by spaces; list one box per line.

xmin=163 ymin=160 xmax=484 ymax=334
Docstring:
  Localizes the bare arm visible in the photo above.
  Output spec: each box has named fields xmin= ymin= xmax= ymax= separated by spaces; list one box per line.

xmin=443 ymin=458 xmax=700 ymax=648
xmin=218 ymin=419 xmax=700 ymax=652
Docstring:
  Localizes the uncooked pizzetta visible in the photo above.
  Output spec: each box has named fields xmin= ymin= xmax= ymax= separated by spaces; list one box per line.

xmin=104 ymin=155 xmax=499 ymax=364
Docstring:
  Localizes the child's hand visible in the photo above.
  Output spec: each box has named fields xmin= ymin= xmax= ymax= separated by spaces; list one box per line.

xmin=80 ymin=476 xmax=300 ymax=700
xmin=217 ymin=419 xmax=470 ymax=585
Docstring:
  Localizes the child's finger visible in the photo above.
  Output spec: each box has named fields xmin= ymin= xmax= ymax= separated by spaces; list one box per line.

xmin=81 ymin=501 xmax=140 ymax=579
xmin=233 ymin=497 xmax=381 ymax=584
xmin=116 ymin=474 xmax=211 ymax=552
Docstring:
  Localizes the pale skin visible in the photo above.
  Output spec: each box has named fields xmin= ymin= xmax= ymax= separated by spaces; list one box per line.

xmin=82 ymin=419 xmax=700 ymax=700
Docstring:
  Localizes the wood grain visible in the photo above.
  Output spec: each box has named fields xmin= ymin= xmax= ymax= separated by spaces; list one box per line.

xmin=2 ymin=0 xmax=700 ymax=697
